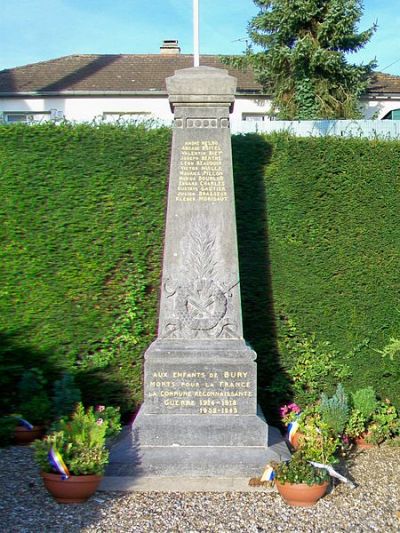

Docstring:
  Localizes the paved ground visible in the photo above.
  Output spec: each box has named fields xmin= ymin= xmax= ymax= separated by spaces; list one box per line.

xmin=0 ymin=444 xmax=399 ymax=532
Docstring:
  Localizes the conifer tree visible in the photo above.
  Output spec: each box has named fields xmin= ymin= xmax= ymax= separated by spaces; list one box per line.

xmin=232 ymin=0 xmax=377 ymax=119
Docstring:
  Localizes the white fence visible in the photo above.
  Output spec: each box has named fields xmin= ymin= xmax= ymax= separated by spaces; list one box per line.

xmin=232 ymin=119 xmax=400 ymax=139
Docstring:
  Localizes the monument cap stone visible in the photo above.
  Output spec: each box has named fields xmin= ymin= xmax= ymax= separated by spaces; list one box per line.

xmin=167 ymin=66 xmax=236 ymax=106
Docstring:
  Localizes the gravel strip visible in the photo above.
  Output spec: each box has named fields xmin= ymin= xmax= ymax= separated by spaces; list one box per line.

xmin=0 ymin=445 xmax=399 ymax=532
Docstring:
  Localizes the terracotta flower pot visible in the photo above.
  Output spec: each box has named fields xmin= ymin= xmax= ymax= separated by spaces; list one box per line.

xmin=41 ymin=472 xmax=103 ymax=503
xmin=290 ymin=431 xmax=304 ymax=450
xmin=354 ymin=432 xmax=374 ymax=449
xmin=14 ymin=425 xmax=44 ymax=445
xmin=276 ymin=479 xmax=329 ymax=507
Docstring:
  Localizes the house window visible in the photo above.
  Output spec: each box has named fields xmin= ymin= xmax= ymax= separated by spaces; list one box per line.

xmin=3 ymin=112 xmax=51 ymax=123
xmin=242 ymin=113 xmax=268 ymax=122
xmin=382 ymin=109 xmax=400 ymax=120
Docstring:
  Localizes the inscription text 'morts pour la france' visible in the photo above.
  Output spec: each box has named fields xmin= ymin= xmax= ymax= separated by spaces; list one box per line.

xmin=176 ymin=140 xmax=228 ymax=203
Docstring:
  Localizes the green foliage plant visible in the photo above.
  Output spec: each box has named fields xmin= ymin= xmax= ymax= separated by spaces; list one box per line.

xmin=298 ymin=409 xmax=339 ymax=464
xmin=375 ymin=337 xmax=400 ymax=361
xmin=17 ymin=368 xmax=47 ymax=404
xmin=345 ymin=409 xmax=366 ymax=439
xmin=52 ymin=373 xmax=82 ymax=419
xmin=274 ymin=450 xmax=330 ymax=485
xmin=33 ymin=403 xmax=109 ymax=476
xmin=280 ymin=318 xmax=350 ymax=405
xmin=94 ymin=405 xmax=122 ymax=439
xmin=351 ymin=387 xmax=378 ymax=419
xmin=345 ymin=388 xmax=400 ymax=444
xmin=0 ymin=122 xmax=170 ymax=414
xmin=366 ymin=401 xmax=400 ymax=445
xmin=17 ymin=368 xmax=52 ymax=425
xmin=18 ymin=393 xmax=52 ymax=426
xmin=0 ymin=416 xmax=17 ymax=447
xmin=230 ymin=0 xmax=376 ymax=119
xmin=260 ymin=135 xmax=400 ymax=409
xmin=320 ymin=384 xmax=349 ymax=436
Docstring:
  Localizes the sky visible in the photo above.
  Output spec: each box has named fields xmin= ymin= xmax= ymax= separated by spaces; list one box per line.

xmin=1 ymin=1 xmax=400 ymax=75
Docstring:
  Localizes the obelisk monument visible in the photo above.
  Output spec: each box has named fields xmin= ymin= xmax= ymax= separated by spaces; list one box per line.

xmin=105 ymin=66 xmax=289 ymax=484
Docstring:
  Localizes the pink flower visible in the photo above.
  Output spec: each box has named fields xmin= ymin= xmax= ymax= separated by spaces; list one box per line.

xmin=96 ymin=418 xmax=104 ymax=425
xmin=96 ymin=405 xmax=105 ymax=412
xmin=280 ymin=405 xmax=289 ymax=417
xmin=288 ymin=403 xmax=301 ymax=414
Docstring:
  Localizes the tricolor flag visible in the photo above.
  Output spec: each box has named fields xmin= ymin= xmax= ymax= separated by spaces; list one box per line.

xmin=48 ymin=447 xmax=70 ymax=480
xmin=18 ymin=418 xmax=34 ymax=430
xmin=287 ymin=420 xmax=299 ymax=445
xmin=260 ymin=464 xmax=275 ymax=482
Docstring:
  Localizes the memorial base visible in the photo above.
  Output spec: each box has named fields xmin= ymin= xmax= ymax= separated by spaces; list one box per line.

xmin=104 ymin=339 xmax=290 ymax=484
xmin=105 ymin=406 xmax=290 ymax=480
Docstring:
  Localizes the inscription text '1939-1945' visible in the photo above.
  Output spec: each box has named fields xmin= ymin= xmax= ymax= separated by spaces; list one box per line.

xmin=176 ymin=140 xmax=228 ymax=203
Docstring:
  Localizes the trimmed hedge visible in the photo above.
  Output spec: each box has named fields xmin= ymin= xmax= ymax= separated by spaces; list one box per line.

xmin=256 ymin=135 xmax=400 ymax=408
xmin=0 ymin=123 xmax=170 ymax=413
xmin=0 ymin=124 xmax=399 ymax=416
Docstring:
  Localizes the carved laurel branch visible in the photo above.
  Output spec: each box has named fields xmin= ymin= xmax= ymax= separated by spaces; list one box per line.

xmin=160 ymin=217 xmax=239 ymax=339
xmin=184 ymin=217 xmax=218 ymax=280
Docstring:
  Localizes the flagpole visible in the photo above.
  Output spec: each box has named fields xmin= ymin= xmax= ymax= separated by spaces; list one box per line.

xmin=193 ymin=0 xmax=200 ymax=67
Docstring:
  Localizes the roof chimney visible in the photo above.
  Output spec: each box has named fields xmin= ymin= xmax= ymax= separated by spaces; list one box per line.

xmin=160 ymin=39 xmax=181 ymax=55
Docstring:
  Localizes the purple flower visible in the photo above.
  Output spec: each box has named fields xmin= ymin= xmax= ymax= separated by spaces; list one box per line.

xmin=96 ymin=405 xmax=105 ymax=412
xmin=96 ymin=418 xmax=104 ymax=425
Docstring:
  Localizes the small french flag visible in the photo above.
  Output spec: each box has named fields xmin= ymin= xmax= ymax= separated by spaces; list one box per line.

xmin=18 ymin=418 xmax=34 ymax=430
xmin=287 ymin=420 xmax=299 ymax=445
xmin=260 ymin=464 xmax=275 ymax=482
xmin=48 ymin=447 xmax=70 ymax=480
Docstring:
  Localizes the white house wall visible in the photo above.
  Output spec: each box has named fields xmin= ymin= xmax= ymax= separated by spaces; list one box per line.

xmin=0 ymin=94 xmax=272 ymax=127
xmin=0 ymin=96 xmax=173 ymax=123
xmin=1 ymin=94 xmax=400 ymax=126
xmin=359 ymin=97 xmax=400 ymax=119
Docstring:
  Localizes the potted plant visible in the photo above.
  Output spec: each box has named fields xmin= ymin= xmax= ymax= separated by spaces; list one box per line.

xmin=14 ymin=393 xmax=52 ymax=444
xmin=274 ymin=405 xmax=340 ymax=507
xmin=14 ymin=369 xmax=52 ymax=444
xmin=345 ymin=387 xmax=399 ymax=447
xmin=366 ymin=401 xmax=400 ymax=445
xmin=33 ymin=403 xmax=110 ymax=503
xmin=274 ymin=450 xmax=330 ymax=507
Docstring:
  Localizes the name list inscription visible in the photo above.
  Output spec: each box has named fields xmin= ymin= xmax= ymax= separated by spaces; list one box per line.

xmin=176 ymin=140 xmax=228 ymax=203
xmin=148 ymin=369 xmax=254 ymax=415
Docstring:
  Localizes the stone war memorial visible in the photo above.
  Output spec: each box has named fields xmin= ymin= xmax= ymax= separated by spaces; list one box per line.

xmin=104 ymin=66 xmax=289 ymax=489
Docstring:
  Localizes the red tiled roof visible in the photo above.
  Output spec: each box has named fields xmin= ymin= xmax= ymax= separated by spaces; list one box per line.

xmin=368 ymin=72 xmax=400 ymax=95
xmin=0 ymin=54 xmax=260 ymax=94
xmin=0 ymin=54 xmax=399 ymax=96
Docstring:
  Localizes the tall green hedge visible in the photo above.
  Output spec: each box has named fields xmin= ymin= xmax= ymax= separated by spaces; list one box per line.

xmin=260 ymin=135 xmax=400 ymax=406
xmin=0 ymin=123 xmax=170 ymax=413
xmin=1 ymin=124 xmax=399 ymax=416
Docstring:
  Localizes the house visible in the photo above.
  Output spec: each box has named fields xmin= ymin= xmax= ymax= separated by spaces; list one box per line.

xmin=1 ymin=40 xmax=400 ymax=131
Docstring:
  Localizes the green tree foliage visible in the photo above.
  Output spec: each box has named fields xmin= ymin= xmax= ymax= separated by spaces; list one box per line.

xmin=239 ymin=0 xmax=377 ymax=119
